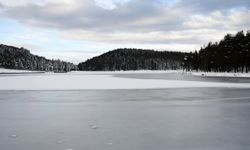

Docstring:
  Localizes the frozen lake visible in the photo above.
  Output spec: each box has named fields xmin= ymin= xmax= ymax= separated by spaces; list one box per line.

xmin=0 ymin=72 xmax=250 ymax=150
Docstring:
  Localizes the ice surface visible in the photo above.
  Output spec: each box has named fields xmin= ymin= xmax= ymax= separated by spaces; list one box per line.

xmin=107 ymin=142 xmax=113 ymax=146
xmin=89 ymin=125 xmax=98 ymax=130
xmin=56 ymin=140 xmax=63 ymax=144
xmin=9 ymin=134 xmax=18 ymax=138
xmin=0 ymin=71 xmax=250 ymax=90
xmin=1 ymin=89 xmax=250 ymax=150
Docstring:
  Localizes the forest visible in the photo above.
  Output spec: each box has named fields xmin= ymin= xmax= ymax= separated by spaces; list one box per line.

xmin=0 ymin=44 xmax=77 ymax=72
xmin=184 ymin=31 xmax=250 ymax=73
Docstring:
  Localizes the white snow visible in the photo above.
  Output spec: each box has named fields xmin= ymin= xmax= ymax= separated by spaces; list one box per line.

xmin=0 ymin=71 xmax=250 ymax=90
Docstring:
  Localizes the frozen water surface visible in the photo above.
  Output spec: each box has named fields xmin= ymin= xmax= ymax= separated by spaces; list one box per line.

xmin=1 ymin=88 xmax=250 ymax=150
xmin=1 ymin=71 xmax=250 ymax=90
xmin=0 ymin=72 xmax=250 ymax=150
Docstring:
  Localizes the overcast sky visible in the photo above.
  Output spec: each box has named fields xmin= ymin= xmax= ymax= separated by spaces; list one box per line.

xmin=0 ymin=0 xmax=249 ymax=63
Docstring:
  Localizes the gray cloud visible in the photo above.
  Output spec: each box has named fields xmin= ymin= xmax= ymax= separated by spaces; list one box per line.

xmin=1 ymin=0 xmax=250 ymax=47
xmin=176 ymin=0 xmax=250 ymax=13
xmin=2 ymin=0 xmax=187 ymax=32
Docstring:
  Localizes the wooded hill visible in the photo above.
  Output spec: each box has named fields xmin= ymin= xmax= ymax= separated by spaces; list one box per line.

xmin=78 ymin=31 xmax=250 ymax=72
xmin=0 ymin=44 xmax=77 ymax=72
xmin=78 ymin=48 xmax=186 ymax=71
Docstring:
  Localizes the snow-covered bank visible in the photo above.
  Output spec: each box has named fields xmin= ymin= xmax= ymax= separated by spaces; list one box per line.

xmin=0 ymin=72 xmax=250 ymax=90
xmin=2 ymin=68 xmax=250 ymax=78
xmin=187 ymin=71 xmax=250 ymax=78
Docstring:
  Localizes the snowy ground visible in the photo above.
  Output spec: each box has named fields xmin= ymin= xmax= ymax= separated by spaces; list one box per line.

xmin=0 ymin=70 xmax=250 ymax=90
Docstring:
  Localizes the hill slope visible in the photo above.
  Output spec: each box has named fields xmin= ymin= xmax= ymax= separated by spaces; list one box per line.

xmin=0 ymin=44 xmax=77 ymax=72
xmin=78 ymin=48 xmax=186 ymax=71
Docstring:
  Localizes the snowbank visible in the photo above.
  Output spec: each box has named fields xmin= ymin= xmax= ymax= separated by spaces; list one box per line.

xmin=187 ymin=71 xmax=250 ymax=78
xmin=0 ymin=72 xmax=250 ymax=90
xmin=0 ymin=68 xmax=45 ymax=74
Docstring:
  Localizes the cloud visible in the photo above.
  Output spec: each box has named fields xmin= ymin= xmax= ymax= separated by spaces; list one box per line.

xmin=2 ymin=0 xmax=185 ymax=31
xmin=183 ymin=9 xmax=250 ymax=30
xmin=228 ymin=9 xmax=250 ymax=29
xmin=0 ymin=0 xmax=249 ymax=52
xmin=0 ymin=0 xmax=72 ymax=6
xmin=63 ymin=29 xmax=228 ymax=45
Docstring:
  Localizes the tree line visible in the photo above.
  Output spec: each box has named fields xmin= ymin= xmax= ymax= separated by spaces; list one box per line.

xmin=1 ymin=31 xmax=250 ymax=72
xmin=0 ymin=44 xmax=77 ymax=72
xmin=184 ymin=31 xmax=250 ymax=73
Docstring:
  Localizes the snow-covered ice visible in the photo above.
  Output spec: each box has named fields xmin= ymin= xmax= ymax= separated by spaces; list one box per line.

xmin=0 ymin=71 xmax=250 ymax=90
